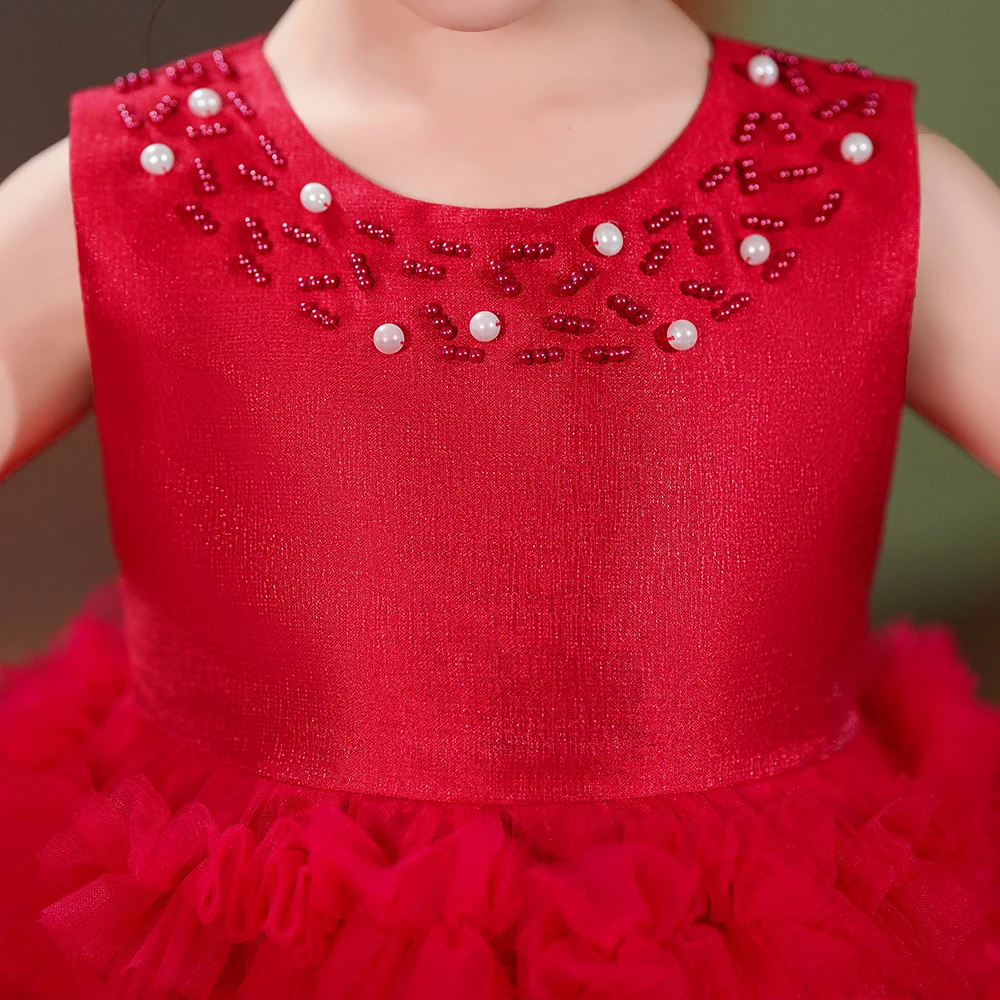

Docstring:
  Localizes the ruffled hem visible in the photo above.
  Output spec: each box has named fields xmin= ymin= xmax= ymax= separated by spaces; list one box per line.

xmin=1 ymin=579 xmax=999 ymax=1000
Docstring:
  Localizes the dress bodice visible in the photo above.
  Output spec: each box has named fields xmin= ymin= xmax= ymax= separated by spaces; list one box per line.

xmin=67 ymin=32 xmax=919 ymax=802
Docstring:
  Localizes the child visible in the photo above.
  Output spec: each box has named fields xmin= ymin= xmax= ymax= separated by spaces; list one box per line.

xmin=1 ymin=1 xmax=999 ymax=997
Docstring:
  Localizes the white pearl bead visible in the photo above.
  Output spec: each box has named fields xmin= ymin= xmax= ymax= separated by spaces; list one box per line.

xmin=747 ymin=54 xmax=780 ymax=88
xmin=187 ymin=87 xmax=223 ymax=118
xmin=373 ymin=323 xmax=405 ymax=354
xmin=592 ymin=222 xmax=624 ymax=256
xmin=840 ymin=131 xmax=874 ymax=165
xmin=300 ymin=182 xmax=333 ymax=213
xmin=739 ymin=233 xmax=771 ymax=266
xmin=139 ymin=143 xmax=175 ymax=175
xmin=666 ymin=320 xmax=698 ymax=351
xmin=469 ymin=311 xmax=501 ymax=342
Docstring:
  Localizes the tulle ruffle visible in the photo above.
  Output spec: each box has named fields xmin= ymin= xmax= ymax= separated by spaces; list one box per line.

xmin=1 ymin=579 xmax=999 ymax=999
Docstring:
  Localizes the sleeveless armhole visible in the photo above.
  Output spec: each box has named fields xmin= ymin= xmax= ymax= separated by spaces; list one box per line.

xmin=894 ymin=75 xmax=921 ymax=370
xmin=67 ymin=84 xmax=123 ymax=431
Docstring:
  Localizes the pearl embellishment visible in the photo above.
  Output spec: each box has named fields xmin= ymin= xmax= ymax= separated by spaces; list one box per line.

xmin=747 ymin=54 xmax=780 ymax=88
xmin=658 ymin=319 xmax=698 ymax=351
xmin=300 ymin=182 xmax=332 ymax=213
xmin=739 ymin=233 xmax=771 ymax=266
xmin=469 ymin=311 xmax=502 ymax=342
xmin=139 ymin=143 xmax=175 ymax=175
xmin=592 ymin=222 xmax=624 ymax=256
xmin=373 ymin=323 xmax=405 ymax=355
xmin=187 ymin=87 xmax=223 ymax=118
xmin=840 ymin=131 xmax=874 ymax=165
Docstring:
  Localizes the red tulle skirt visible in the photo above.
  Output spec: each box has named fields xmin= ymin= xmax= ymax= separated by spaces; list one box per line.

xmin=1 ymin=579 xmax=999 ymax=1000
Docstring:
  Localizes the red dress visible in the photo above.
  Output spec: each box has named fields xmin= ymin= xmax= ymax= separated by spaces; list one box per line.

xmin=1 ymin=30 xmax=999 ymax=1000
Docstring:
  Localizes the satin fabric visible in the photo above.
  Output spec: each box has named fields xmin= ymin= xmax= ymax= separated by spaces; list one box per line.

xmin=67 ymin=33 xmax=917 ymax=802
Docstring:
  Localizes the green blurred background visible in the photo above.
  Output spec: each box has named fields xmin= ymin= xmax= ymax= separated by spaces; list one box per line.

xmin=0 ymin=0 xmax=998 ymax=699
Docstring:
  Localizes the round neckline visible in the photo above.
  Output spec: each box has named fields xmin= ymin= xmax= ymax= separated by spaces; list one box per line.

xmin=245 ymin=29 xmax=728 ymax=220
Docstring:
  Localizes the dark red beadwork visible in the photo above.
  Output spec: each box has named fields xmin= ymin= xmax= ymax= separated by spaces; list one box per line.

xmin=849 ymin=90 xmax=881 ymax=117
xmin=733 ymin=111 xmax=762 ymax=145
xmin=148 ymin=95 xmax=178 ymax=124
xmin=762 ymin=248 xmax=800 ymax=282
xmin=736 ymin=157 xmax=763 ymax=195
xmin=771 ymin=163 xmax=822 ymax=182
xmin=518 ymin=346 xmax=564 ymax=364
xmin=643 ymin=205 xmax=682 ymax=233
xmin=488 ymin=259 xmax=521 ymax=297
xmin=698 ymin=162 xmax=732 ymax=191
xmin=226 ymin=91 xmax=255 ymax=118
xmin=606 ymin=294 xmax=650 ymax=326
xmin=175 ymin=200 xmax=218 ymax=234
xmin=686 ymin=214 xmax=720 ymax=255
xmin=238 ymin=163 xmax=276 ymax=189
xmin=165 ymin=59 xmax=204 ymax=83
xmin=114 ymin=68 xmax=153 ymax=92
xmin=299 ymin=302 xmax=339 ymax=329
xmin=258 ymin=135 xmax=286 ymax=168
xmin=733 ymin=110 xmax=798 ymax=145
xmin=186 ymin=122 xmax=228 ymax=140
xmin=236 ymin=253 xmax=270 ymax=286
xmin=639 ymin=240 xmax=672 ymax=275
xmin=767 ymin=110 xmax=799 ymax=143
xmin=740 ymin=213 xmax=786 ymax=232
xmin=193 ymin=158 xmax=217 ymax=195
xmin=243 ymin=217 xmax=271 ymax=253
xmin=680 ymin=280 xmax=726 ymax=301
xmin=815 ymin=90 xmax=880 ymax=121
xmin=403 ymin=258 xmax=445 ymax=280
xmin=808 ymin=190 xmax=843 ymax=225
xmin=428 ymin=238 xmax=472 ymax=257
xmin=812 ymin=97 xmax=851 ymax=121
xmin=543 ymin=314 xmax=595 ymax=335
xmin=356 ymin=219 xmax=394 ymax=244
xmin=116 ymin=103 xmax=143 ymax=130
xmin=504 ymin=242 xmax=556 ymax=260
xmin=212 ymin=50 xmax=233 ymax=78
xmin=761 ymin=49 xmax=813 ymax=96
xmin=557 ymin=260 xmax=597 ymax=296
xmin=827 ymin=59 xmax=874 ymax=80
xmin=281 ymin=222 xmax=319 ymax=247
xmin=297 ymin=273 xmax=339 ymax=291
xmin=710 ymin=292 xmax=752 ymax=321
xmin=424 ymin=302 xmax=458 ymax=340
xmin=581 ymin=344 xmax=632 ymax=364
xmin=349 ymin=252 xmax=374 ymax=290
xmin=442 ymin=343 xmax=485 ymax=363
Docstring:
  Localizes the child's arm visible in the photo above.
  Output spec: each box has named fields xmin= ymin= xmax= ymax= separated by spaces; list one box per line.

xmin=0 ymin=138 xmax=93 ymax=483
xmin=907 ymin=127 xmax=1000 ymax=476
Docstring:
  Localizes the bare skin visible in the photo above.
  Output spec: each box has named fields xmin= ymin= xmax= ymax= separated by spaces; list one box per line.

xmin=0 ymin=0 xmax=998 ymax=482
